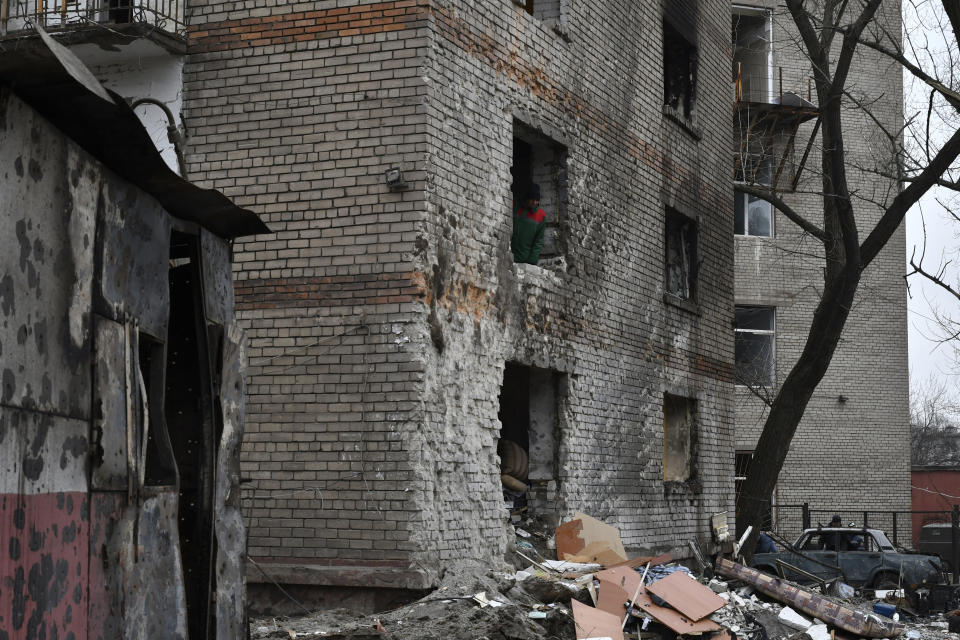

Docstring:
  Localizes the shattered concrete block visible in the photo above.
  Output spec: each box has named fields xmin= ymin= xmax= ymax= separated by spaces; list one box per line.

xmin=778 ymin=606 xmax=813 ymax=631
xmin=805 ymin=623 xmax=830 ymax=640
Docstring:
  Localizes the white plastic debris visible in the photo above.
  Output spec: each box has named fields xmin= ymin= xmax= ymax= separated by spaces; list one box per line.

xmin=805 ymin=624 xmax=830 ymax=640
xmin=516 ymin=528 xmax=532 ymax=538
xmin=540 ymin=559 xmax=603 ymax=573
xmin=778 ymin=606 xmax=813 ymax=631
xmin=514 ymin=570 xmax=532 ymax=582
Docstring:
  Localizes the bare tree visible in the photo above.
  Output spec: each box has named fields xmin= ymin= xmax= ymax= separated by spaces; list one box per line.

xmin=735 ymin=0 xmax=960 ymax=555
xmin=910 ymin=375 xmax=960 ymax=465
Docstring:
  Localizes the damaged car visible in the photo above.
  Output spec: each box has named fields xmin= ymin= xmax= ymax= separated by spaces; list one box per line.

xmin=752 ymin=528 xmax=944 ymax=589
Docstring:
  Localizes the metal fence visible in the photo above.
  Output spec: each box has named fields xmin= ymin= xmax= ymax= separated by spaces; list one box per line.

xmin=1 ymin=0 xmax=184 ymax=37
xmin=733 ymin=63 xmax=814 ymax=104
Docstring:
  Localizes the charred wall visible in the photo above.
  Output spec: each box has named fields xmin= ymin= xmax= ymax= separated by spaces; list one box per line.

xmin=0 ymin=86 xmax=247 ymax=639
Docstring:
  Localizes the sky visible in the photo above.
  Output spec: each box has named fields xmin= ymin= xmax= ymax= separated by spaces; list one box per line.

xmin=902 ymin=2 xmax=960 ymax=402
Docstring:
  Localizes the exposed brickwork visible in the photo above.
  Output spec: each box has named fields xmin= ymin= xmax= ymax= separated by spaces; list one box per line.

xmin=732 ymin=1 xmax=911 ymax=543
xmin=184 ymin=0 xmax=737 ymax=589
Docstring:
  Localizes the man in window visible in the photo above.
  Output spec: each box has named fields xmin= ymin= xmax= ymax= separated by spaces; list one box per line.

xmin=511 ymin=183 xmax=546 ymax=265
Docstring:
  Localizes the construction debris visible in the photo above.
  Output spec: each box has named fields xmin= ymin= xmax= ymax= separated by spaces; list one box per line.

xmin=251 ymin=514 xmax=960 ymax=639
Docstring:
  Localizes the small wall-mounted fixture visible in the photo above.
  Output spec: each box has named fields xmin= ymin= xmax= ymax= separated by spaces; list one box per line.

xmin=838 ymin=394 xmax=848 ymax=403
xmin=385 ymin=167 xmax=408 ymax=191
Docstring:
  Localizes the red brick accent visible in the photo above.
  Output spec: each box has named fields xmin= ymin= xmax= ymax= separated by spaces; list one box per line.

xmin=189 ymin=1 xmax=428 ymax=53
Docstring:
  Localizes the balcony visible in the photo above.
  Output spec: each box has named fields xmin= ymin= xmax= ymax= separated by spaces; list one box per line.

xmin=1 ymin=0 xmax=184 ymax=42
xmin=733 ymin=63 xmax=818 ymax=192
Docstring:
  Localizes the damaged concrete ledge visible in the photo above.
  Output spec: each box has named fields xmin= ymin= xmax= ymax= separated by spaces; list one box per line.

xmin=246 ymin=562 xmax=433 ymax=591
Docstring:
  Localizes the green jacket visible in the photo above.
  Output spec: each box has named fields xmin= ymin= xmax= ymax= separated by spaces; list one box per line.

xmin=511 ymin=206 xmax=546 ymax=264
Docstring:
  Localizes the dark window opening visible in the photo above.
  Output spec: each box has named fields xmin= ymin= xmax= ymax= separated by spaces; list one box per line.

xmin=498 ymin=363 xmax=563 ymax=521
xmin=167 ymin=231 xmax=219 ymax=640
xmin=107 ymin=0 xmax=132 ymax=23
xmin=664 ymin=208 xmax=698 ymax=302
xmin=735 ymin=451 xmax=773 ymax=529
xmin=663 ymin=394 xmax=695 ymax=483
xmin=519 ymin=0 xmax=561 ymax=21
xmin=734 ymin=152 xmax=773 ymax=237
xmin=735 ymin=306 xmax=775 ymax=386
xmin=511 ymin=121 xmax=568 ymax=264
xmin=732 ymin=10 xmax=771 ymax=103
xmin=663 ymin=19 xmax=698 ymax=119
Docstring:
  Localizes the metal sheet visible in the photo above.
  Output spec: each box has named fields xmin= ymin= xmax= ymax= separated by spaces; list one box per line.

xmin=215 ymin=324 xmax=248 ymax=640
xmin=200 ymin=228 xmax=234 ymax=327
xmin=0 ymin=46 xmax=268 ymax=239
xmin=0 ymin=90 xmax=96 ymax=419
xmin=95 ymin=175 xmax=171 ymax=339
xmin=0 ymin=406 xmax=89 ymax=495
xmin=91 ymin=315 xmax=129 ymax=491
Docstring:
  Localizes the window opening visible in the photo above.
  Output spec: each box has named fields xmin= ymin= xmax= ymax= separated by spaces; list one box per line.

xmin=732 ymin=8 xmax=772 ymax=103
xmin=664 ymin=208 xmax=698 ymax=301
xmin=511 ymin=121 xmax=567 ymax=265
xmin=735 ymin=451 xmax=773 ymax=529
xmin=107 ymin=0 xmax=132 ymax=23
xmin=498 ymin=363 xmax=562 ymax=522
xmin=167 ymin=231 xmax=218 ymax=640
xmin=734 ymin=153 xmax=773 ymax=237
xmin=518 ymin=0 xmax=562 ymax=22
xmin=663 ymin=394 xmax=695 ymax=483
xmin=663 ymin=19 xmax=698 ymax=119
xmin=734 ymin=306 xmax=775 ymax=386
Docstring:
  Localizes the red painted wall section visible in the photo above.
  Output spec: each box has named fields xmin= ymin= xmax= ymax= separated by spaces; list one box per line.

xmin=0 ymin=491 xmax=89 ymax=640
xmin=911 ymin=469 xmax=960 ymax=545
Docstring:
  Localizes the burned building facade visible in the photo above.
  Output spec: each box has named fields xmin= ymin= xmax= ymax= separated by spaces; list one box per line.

xmin=730 ymin=1 xmax=911 ymax=536
xmin=183 ymin=1 xmax=737 ymax=605
xmin=0 ymin=45 xmax=266 ymax=638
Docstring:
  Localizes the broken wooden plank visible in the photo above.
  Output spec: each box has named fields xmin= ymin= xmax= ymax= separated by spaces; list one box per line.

xmin=715 ymin=558 xmax=905 ymax=638
xmin=644 ymin=571 xmax=726 ymax=620
xmin=597 ymin=579 xmax=631 ymax=618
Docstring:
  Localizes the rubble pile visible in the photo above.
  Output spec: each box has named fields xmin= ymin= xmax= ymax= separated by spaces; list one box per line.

xmin=250 ymin=513 xmax=960 ymax=639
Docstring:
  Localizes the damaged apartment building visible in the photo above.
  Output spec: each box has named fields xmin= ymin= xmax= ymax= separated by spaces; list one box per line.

xmin=0 ymin=11 xmax=267 ymax=640
xmin=181 ymin=0 xmax=738 ymax=609
xmin=729 ymin=1 xmax=911 ymax=539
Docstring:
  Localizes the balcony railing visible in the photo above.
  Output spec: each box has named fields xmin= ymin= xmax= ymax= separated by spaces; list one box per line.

xmin=734 ymin=63 xmax=813 ymax=105
xmin=1 ymin=0 xmax=184 ymax=38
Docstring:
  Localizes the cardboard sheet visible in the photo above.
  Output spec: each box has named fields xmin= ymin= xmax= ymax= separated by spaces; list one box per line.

xmin=597 ymin=579 xmax=631 ymax=618
xmin=645 ymin=572 xmax=726 ymax=620
xmin=631 ymin=588 xmax=722 ymax=635
xmin=594 ymin=566 xmax=643 ymax=597
xmin=556 ymin=513 xmax=628 ymax=565
xmin=571 ymin=599 xmax=624 ymax=640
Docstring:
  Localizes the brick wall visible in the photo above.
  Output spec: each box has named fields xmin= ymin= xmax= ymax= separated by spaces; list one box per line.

xmin=184 ymin=0 xmax=737 ymax=589
xmin=732 ymin=0 xmax=911 ymax=544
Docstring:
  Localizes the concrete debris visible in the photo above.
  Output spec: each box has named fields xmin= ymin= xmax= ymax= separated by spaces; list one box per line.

xmin=778 ymin=605 xmax=814 ymax=631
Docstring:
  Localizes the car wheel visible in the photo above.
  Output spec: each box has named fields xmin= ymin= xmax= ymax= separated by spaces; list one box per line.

xmin=873 ymin=572 xmax=900 ymax=590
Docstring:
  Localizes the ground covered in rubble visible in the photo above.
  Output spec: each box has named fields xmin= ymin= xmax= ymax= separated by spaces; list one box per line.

xmin=250 ymin=563 xmax=960 ymax=640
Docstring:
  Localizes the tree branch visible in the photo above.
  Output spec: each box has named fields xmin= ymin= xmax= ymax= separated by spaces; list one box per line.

xmin=861 ymin=123 xmax=960 ymax=268
xmin=909 ymin=257 xmax=960 ymax=303
xmin=734 ymin=184 xmax=828 ymax=240
xmin=857 ymin=36 xmax=960 ymax=109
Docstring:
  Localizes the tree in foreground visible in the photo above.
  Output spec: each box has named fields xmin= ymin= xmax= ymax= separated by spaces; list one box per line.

xmin=735 ymin=0 xmax=960 ymax=555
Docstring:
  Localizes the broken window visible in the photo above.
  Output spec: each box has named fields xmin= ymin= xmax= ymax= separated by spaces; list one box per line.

xmin=732 ymin=7 xmax=772 ymax=103
xmin=663 ymin=17 xmax=698 ymax=119
xmin=734 ymin=152 xmax=773 ymax=237
xmin=734 ymin=306 xmax=775 ymax=386
xmin=517 ymin=0 xmax=562 ymax=21
xmin=664 ymin=208 xmax=698 ymax=302
xmin=663 ymin=394 xmax=695 ymax=483
xmin=734 ymin=451 xmax=773 ymax=529
xmin=498 ymin=363 xmax=563 ymax=519
xmin=511 ymin=121 xmax=568 ymax=264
